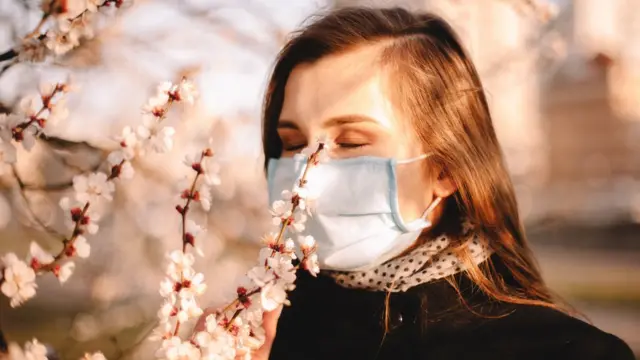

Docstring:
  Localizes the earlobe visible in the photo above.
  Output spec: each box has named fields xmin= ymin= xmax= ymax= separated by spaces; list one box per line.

xmin=433 ymin=173 xmax=457 ymax=198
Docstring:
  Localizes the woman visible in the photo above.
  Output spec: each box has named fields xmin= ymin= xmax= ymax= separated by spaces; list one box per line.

xmin=253 ymin=6 xmax=635 ymax=360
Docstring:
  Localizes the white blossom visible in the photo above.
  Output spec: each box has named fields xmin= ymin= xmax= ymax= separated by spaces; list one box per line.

xmin=290 ymin=212 xmax=307 ymax=233
xmin=198 ymin=185 xmax=212 ymax=211
xmin=107 ymin=150 xmax=125 ymax=166
xmin=182 ymin=153 xmax=199 ymax=169
xmin=8 ymin=338 xmax=49 ymax=360
xmin=176 ymin=296 xmax=203 ymax=323
xmin=158 ymin=295 xmax=177 ymax=318
xmin=81 ymin=352 xmax=107 ymax=360
xmin=246 ymin=265 xmax=274 ymax=288
xmin=184 ymin=220 xmax=205 ymax=256
xmin=142 ymin=81 xmax=172 ymax=118
xmin=180 ymin=269 xmax=207 ymax=298
xmin=73 ymin=172 xmax=115 ymax=204
xmin=193 ymin=331 xmax=212 ymax=348
xmin=106 ymin=151 xmax=135 ymax=180
xmin=199 ymin=320 xmax=237 ymax=359
xmin=259 ymin=232 xmax=277 ymax=247
xmin=177 ymin=80 xmax=198 ymax=105
xmin=202 ymin=157 xmax=221 ymax=186
xmin=17 ymin=126 xmax=38 ymax=151
xmin=47 ymin=97 xmax=69 ymax=127
xmin=59 ymin=196 xmax=86 ymax=231
xmin=185 ymin=219 xmax=204 ymax=237
xmin=28 ymin=241 xmax=54 ymax=267
xmin=149 ymin=320 xmax=173 ymax=342
xmin=84 ymin=210 xmax=100 ymax=234
xmin=266 ymin=253 xmax=296 ymax=284
xmin=271 ymin=200 xmax=291 ymax=227
xmin=283 ymin=238 xmax=296 ymax=258
xmin=281 ymin=188 xmax=308 ymax=211
xmin=150 ymin=126 xmax=176 ymax=153
xmin=57 ymin=261 xmax=76 ymax=284
xmin=44 ymin=30 xmax=76 ymax=56
xmin=298 ymin=235 xmax=316 ymax=251
xmin=301 ymin=137 xmax=332 ymax=164
xmin=159 ymin=278 xmax=175 ymax=298
xmin=118 ymin=161 xmax=135 ymax=180
xmin=113 ymin=126 xmax=138 ymax=159
xmin=137 ymin=115 xmax=175 ymax=153
xmin=260 ymin=281 xmax=288 ymax=311
xmin=166 ymin=251 xmax=195 ymax=282
xmin=1 ymin=253 xmax=37 ymax=307
xmin=302 ymin=253 xmax=320 ymax=277
xmin=157 ymin=336 xmax=200 ymax=360
xmin=271 ymin=200 xmax=289 ymax=217
xmin=74 ymin=236 xmax=91 ymax=258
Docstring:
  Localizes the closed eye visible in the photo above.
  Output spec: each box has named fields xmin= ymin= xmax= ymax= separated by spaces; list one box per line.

xmin=336 ymin=143 xmax=367 ymax=149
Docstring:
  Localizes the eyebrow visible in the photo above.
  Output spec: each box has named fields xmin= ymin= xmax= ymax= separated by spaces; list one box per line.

xmin=277 ymin=115 xmax=378 ymax=130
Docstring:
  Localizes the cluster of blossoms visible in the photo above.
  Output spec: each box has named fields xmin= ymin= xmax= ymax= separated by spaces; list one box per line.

xmin=0 ymin=82 xmax=72 ymax=306
xmin=107 ymin=79 xmax=197 ymax=180
xmin=151 ymin=145 xmax=221 ymax=359
xmin=6 ymin=338 xmax=105 ymax=360
xmin=152 ymin=140 xmax=330 ymax=359
xmin=0 ymin=79 xmax=197 ymax=359
xmin=0 ymin=79 xmax=195 ymax=308
xmin=0 ymin=82 xmax=69 ymax=172
xmin=14 ymin=0 xmax=126 ymax=63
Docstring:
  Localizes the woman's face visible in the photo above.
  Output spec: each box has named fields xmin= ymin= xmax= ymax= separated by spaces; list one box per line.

xmin=277 ymin=45 xmax=454 ymax=224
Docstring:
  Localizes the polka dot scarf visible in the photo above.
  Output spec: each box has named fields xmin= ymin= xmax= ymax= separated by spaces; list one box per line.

xmin=325 ymin=229 xmax=493 ymax=293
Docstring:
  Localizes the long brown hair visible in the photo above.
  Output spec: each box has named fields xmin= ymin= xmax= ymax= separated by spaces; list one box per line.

xmin=262 ymin=7 xmax=568 ymax=316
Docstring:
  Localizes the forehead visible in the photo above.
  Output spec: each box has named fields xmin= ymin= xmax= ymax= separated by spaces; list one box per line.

xmin=279 ymin=45 xmax=400 ymax=131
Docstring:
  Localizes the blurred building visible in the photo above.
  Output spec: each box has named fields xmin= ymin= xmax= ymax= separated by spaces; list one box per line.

xmin=536 ymin=0 xmax=640 ymax=227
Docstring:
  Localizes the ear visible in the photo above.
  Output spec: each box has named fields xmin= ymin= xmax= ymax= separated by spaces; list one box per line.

xmin=433 ymin=170 xmax=457 ymax=198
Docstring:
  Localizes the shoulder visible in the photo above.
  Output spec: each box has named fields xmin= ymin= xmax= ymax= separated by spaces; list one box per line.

xmin=469 ymin=303 xmax=635 ymax=360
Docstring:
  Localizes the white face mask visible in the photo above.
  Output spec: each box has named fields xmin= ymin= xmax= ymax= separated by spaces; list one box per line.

xmin=267 ymin=153 xmax=442 ymax=272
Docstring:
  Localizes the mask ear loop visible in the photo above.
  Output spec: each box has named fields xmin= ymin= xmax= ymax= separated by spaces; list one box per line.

xmin=396 ymin=153 xmax=431 ymax=165
xmin=420 ymin=196 xmax=442 ymax=221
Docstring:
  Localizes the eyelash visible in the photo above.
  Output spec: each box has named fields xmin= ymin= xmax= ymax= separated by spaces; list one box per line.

xmin=336 ymin=142 xmax=366 ymax=149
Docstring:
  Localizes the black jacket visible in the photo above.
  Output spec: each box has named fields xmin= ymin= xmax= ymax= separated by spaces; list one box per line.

xmin=269 ymin=254 xmax=635 ymax=360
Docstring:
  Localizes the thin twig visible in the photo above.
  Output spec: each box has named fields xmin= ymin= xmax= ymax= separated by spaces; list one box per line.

xmin=10 ymin=165 xmax=68 ymax=240
xmin=217 ymin=143 xmax=325 ymax=331
xmin=171 ymin=150 xmax=206 ymax=337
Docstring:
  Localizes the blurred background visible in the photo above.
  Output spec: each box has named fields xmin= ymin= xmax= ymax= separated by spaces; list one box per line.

xmin=0 ymin=0 xmax=638 ymax=358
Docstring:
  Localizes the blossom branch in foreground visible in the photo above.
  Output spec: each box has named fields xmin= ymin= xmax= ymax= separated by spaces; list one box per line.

xmin=151 ymin=139 xmax=329 ymax=359
xmin=152 ymin=144 xmax=220 ymax=359
xmin=0 ymin=79 xmax=196 ymax=360
xmin=1 ymin=0 xmax=126 ymax=66
xmin=4 ymin=337 xmax=107 ymax=359
xmin=0 ymin=81 xmax=71 ymax=307
xmin=0 ymin=79 xmax=196 ymax=309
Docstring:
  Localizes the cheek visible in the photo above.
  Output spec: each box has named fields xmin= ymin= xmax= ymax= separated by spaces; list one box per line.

xmin=395 ymin=163 xmax=433 ymax=223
